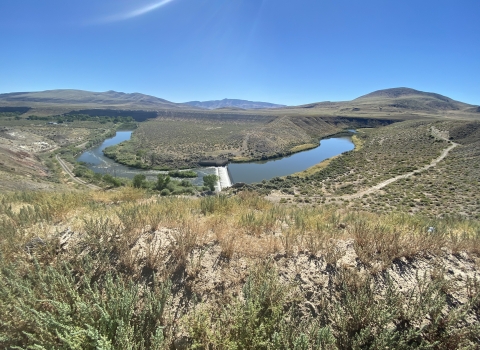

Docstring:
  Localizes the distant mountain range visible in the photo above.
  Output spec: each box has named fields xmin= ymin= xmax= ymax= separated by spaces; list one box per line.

xmin=0 ymin=87 xmax=478 ymax=118
xmin=184 ymin=99 xmax=286 ymax=110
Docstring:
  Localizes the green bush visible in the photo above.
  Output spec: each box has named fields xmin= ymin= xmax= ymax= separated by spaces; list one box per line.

xmin=73 ymin=164 xmax=95 ymax=179
xmin=132 ymin=174 xmax=147 ymax=188
xmin=156 ymin=174 xmax=171 ymax=191
xmin=180 ymin=179 xmax=193 ymax=187
xmin=168 ymin=170 xmax=197 ymax=178
xmin=203 ymin=174 xmax=218 ymax=192
xmin=0 ymin=259 xmax=171 ymax=349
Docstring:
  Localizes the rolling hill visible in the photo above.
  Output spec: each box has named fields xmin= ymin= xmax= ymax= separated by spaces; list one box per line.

xmin=286 ymin=87 xmax=479 ymax=120
xmin=353 ymin=87 xmax=472 ymax=111
xmin=0 ymin=89 xmax=190 ymax=116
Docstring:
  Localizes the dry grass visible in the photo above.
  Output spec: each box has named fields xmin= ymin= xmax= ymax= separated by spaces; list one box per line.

xmin=2 ymin=188 xmax=479 ymax=272
xmin=1 ymin=188 xmax=479 ymax=348
xmin=290 ymin=143 xmax=318 ymax=153
xmin=293 ymin=156 xmax=338 ymax=178
xmin=260 ymin=120 xmax=480 ymax=219
xmin=351 ymin=134 xmax=364 ymax=151
xmin=347 ymin=120 xmax=480 ymax=218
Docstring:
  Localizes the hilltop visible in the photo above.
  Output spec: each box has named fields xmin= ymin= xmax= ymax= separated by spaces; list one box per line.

xmin=354 ymin=87 xmax=472 ymax=111
xmin=288 ymin=87 xmax=479 ymax=120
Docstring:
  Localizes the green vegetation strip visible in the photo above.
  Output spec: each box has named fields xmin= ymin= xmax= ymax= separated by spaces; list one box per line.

xmin=168 ymin=170 xmax=197 ymax=178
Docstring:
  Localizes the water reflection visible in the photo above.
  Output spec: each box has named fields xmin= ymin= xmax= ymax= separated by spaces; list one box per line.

xmin=228 ymin=137 xmax=354 ymax=184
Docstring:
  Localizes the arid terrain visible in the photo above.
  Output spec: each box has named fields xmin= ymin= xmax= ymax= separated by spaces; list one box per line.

xmin=1 ymin=88 xmax=479 ymax=349
xmin=258 ymin=119 xmax=480 ymax=219
xmin=1 ymin=87 xmax=478 ymax=171
xmin=1 ymin=190 xmax=479 ymax=348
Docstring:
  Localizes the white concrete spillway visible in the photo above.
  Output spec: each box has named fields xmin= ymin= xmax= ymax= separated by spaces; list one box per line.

xmin=215 ymin=166 xmax=232 ymax=191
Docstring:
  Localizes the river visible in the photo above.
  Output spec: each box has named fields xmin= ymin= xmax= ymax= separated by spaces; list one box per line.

xmin=77 ymin=130 xmax=354 ymax=186
xmin=229 ymin=137 xmax=354 ymax=183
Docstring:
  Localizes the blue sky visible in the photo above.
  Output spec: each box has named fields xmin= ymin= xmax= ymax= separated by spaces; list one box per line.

xmin=0 ymin=0 xmax=479 ymax=105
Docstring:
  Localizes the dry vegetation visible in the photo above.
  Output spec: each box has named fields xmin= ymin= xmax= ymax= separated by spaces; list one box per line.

xmin=361 ymin=121 xmax=480 ymax=218
xmin=314 ymin=120 xmax=448 ymax=196
xmin=104 ymin=117 xmax=261 ymax=169
xmin=0 ymin=112 xmax=135 ymax=191
xmin=1 ymin=189 xmax=479 ymax=348
xmin=260 ymin=120 xmax=480 ymax=219
xmin=1 ymin=89 xmax=480 ymax=348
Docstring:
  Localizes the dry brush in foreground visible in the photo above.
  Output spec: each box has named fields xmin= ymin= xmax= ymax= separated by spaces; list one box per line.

xmin=1 ymin=189 xmax=479 ymax=349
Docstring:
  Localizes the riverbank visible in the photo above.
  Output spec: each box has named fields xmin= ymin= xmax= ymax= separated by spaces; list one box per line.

xmin=228 ymin=136 xmax=354 ymax=184
xmin=78 ymin=130 xmax=355 ymax=186
xmin=292 ymin=131 xmax=364 ymax=177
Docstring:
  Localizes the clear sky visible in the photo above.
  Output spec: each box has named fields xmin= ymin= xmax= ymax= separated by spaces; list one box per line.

xmin=0 ymin=0 xmax=479 ymax=106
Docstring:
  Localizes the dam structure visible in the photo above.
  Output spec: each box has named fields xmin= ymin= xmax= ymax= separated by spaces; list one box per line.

xmin=215 ymin=166 xmax=232 ymax=191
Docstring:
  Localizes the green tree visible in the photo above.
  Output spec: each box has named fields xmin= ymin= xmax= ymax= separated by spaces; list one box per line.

xmin=132 ymin=174 xmax=146 ymax=188
xmin=203 ymin=174 xmax=218 ymax=192
xmin=156 ymin=174 xmax=170 ymax=191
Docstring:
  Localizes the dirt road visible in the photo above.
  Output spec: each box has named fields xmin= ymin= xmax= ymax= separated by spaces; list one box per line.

xmin=338 ymin=142 xmax=458 ymax=200
xmin=266 ymin=127 xmax=459 ymax=204
xmin=56 ymin=155 xmax=101 ymax=190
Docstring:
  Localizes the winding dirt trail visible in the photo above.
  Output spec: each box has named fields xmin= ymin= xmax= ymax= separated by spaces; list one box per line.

xmin=267 ymin=127 xmax=459 ymax=204
xmin=56 ymin=155 xmax=101 ymax=190
xmin=338 ymin=141 xmax=458 ymax=200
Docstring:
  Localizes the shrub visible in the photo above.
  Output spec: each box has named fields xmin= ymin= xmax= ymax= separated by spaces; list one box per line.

xmin=156 ymin=174 xmax=171 ymax=191
xmin=132 ymin=174 xmax=147 ymax=188
xmin=203 ymin=174 xmax=218 ymax=192
xmin=168 ymin=170 xmax=197 ymax=178
xmin=0 ymin=259 xmax=171 ymax=349
xmin=180 ymin=179 xmax=192 ymax=187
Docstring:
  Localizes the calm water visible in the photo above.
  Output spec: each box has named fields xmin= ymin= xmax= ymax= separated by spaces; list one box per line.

xmin=228 ymin=137 xmax=354 ymax=183
xmin=77 ymin=131 xmax=133 ymax=173
xmin=76 ymin=131 xmax=216 ymax=185
xmin=78 ymin=131 xmax=354 ymax=184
